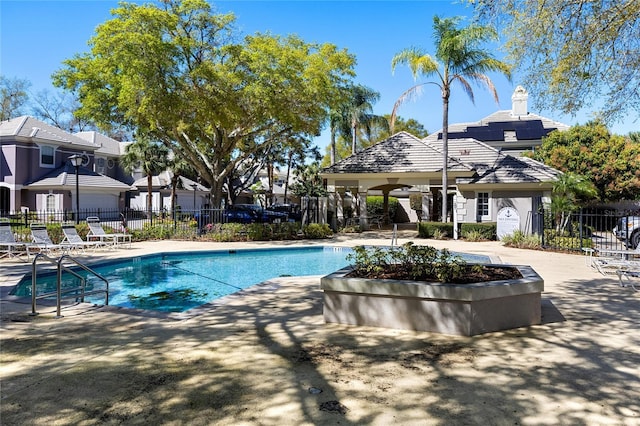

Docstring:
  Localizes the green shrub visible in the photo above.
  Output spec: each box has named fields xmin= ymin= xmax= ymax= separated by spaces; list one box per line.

xmin=544 ymin=229 xmax=593 ymax=250
xmin=417 ymin=222 xmax=453 ymax=239
xmin=130 ymin=223 xmax=175 ymax=241
xmin=206 ymin=223 xmax=247 ymax=242
xmin=366 ymin=196 xmax=399 ymax=220
xmin=461 ymin=230 xmax=484 ymax=242
xmin=460 ymin=223 xmax=496 ymax=240
xmin=246 ymin=223 xmax=274 ymax=241
xmin=501 ymin=230 xmax=542 ymax=249
xmin=272 ymin=222 xmax=301 ymax=239
xmin=302 ymin=223 xmax=332 ymax=239
xmin=45 ymin=223 xmax=63 ymax=244
xmin=346 ymin=242 xmax=474 ymax=283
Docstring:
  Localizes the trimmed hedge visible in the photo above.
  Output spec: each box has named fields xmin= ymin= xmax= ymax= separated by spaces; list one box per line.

xmin=417 ymin=222 xmax=454 ymax=238
xmin=460 ymin=223 xmax=497 ymax=241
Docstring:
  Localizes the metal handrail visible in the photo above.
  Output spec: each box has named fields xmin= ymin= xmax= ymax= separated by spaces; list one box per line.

xmin=30 ymin=253 xmax=109 ymax=318
xmin=31 ymin=253 xmax=84 ymax=316
xmin=56 ymin=255 xmax=109 ymax=317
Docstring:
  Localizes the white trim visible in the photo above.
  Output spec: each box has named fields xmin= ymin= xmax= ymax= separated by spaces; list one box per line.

xmin=38 ymin=144 xmax=57 ymax=168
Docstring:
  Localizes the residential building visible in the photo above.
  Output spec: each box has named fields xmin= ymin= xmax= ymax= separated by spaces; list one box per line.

xmin=0 ymin=116 xmax=132 ymax=217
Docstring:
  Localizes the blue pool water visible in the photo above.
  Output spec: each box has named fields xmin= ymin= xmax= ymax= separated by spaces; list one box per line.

xmin=13 ymin=246 xmax=491 ymax=313
xmin=13 ymin=246 xmax=354 ymax=312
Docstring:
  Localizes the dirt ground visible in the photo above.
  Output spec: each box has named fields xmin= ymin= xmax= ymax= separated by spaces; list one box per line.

xmin=1 ymin=237 xmax=639 ymax=425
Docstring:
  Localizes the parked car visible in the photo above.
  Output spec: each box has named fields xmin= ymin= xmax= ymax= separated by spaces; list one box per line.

xmin=265 ymin=203 xmax=302 ymax=222
xmin=223 ymin=208 xmax=254 ymax=224
xmin=225 ymin=204 xmax=288 ymax=223
xmin=613 ymin=216 xmax=640 ymax=249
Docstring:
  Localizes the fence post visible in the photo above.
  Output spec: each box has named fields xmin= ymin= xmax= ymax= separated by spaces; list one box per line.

xmin=173 ymin=207 xmax=177 ymax=231
xmin=579 ymin=208 xmax=584 ymax=249
xmin=540 ymin=206 xmax=545 ymax=248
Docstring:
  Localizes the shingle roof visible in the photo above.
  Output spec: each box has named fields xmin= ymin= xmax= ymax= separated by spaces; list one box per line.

xmin=425 ymin=137 xmax=560 ymax=184
xmin=75 ymin=131 xmax=124 ymax=156
xmin=132 ymin=171 xmax=209 ymax=191
xmin=322 ymin=131 xmax=472 ymax=174
xmin=0 ymin=116 xmax=99 ymax=148
xmin=323 ymin=132 xmax=561 ymax=185
xmin=26 ymin=162 xmax=133 ymax=191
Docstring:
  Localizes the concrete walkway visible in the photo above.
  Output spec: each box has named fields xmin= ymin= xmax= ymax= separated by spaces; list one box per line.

xmin=1 ymin=232 xmax=639 ymax=425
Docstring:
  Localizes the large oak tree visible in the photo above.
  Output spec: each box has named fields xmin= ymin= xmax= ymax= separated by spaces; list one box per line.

xmin=530 ymin=121 xmax=640 ymax=201
xmin=53 ymin=0 xmax=355 ymax=207
xmin=471 ymin=0 xmax=640 ymax=124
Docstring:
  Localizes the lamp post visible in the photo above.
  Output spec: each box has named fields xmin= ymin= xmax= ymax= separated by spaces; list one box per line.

xmin=69 ymin=154 xmax=82 ymax=224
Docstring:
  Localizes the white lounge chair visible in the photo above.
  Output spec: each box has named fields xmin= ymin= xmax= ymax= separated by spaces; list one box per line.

xmin=0 ymin=218 xmax=36 ymax=260
xmin=590 ymin=245 xmax=640 ymax=274
xmin=61 ymin=223 xmax=107 ymax=253
xmin=30 ymin=223 xmax=65 ymax=255
xmin=86 ymin=217 xmax=131 ymax=248
xmin=616 ymin=268 xmax=639 ymax=291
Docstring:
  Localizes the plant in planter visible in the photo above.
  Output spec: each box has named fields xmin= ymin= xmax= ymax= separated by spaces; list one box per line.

xmin=346 ymin=242 xmax=521 ymax=283
xmin=323 ymin=242 xmax=543 ymax=335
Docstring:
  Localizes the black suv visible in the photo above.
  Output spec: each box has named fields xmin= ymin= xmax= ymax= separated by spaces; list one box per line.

xmin=225 ymin=204 xmax=288 ymax=223
xmin=265 ymin=203 xmax=302 ymax=222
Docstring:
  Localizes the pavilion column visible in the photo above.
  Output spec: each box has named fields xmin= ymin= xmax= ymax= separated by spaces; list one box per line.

xmin=382 ymin=190 xmax=390 ymax=224
xmin=358 ymin=191 xmax=368 ymax=230
xmin=422 ymin=193 xmax=432 ymax=222
xmin=334 ymin=190 xmax=344 ymax=228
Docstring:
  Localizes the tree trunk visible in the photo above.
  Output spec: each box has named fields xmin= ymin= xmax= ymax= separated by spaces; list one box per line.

xmin=284 ymin=151 xmax=293 ymax=203
xmin=330 ymin=127 xmax=336 ymax=165
xmin=146 ymin=174 xmax=153 ymax=219
xmin=441 ymin=91 xmax=449 ymax=223
xmin=210 ymin=177 xmax=225 ymax=209
xmin=170 ymin=176 xmax=178 ymax=212
xmin=351 ymin=122 xmax=357 ymax=155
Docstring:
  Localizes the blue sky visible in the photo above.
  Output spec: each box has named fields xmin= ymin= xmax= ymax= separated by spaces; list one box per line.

xmin=1 ymin=0 xmax=635 ymax=153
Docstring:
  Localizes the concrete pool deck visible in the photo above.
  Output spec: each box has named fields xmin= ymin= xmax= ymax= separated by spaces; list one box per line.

xmin=1 ymin=231 xmax=639 ymax=425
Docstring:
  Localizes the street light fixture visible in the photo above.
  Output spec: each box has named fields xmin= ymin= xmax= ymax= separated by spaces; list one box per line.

xmin=69 ymin=154 xmax=82 ymax=224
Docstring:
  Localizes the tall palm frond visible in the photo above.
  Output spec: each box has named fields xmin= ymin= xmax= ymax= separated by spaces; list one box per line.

xmin=391 ymin=15 xmax=511 ymax=222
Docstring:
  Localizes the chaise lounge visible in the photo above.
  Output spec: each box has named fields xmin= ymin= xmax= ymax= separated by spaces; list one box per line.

xmin=0 ymin=218 xmax=36 ymax=261
xmin=86 ymin=217 xmax=131 ymax=248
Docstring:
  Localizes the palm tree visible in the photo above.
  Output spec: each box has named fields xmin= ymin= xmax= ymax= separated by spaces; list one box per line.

xmin=391 ymin=16 xmax=511 ymax=222
xmin=120 ymin=136 xmax=170 ymax=217
xmin=550 ymin=172 xmax=598 ymax=233
xmin=344 ymin=84 xmax=388 ymax=155
xmin=167 ymin=155 xmax=195 ymax=212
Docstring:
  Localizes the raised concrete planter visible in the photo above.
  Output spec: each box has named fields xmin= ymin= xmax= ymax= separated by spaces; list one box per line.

xmin=321 ymin=265 xmax=543 ymax=336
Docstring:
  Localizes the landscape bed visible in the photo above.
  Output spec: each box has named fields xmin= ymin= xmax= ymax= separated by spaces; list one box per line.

xmin=320 ymin=264 xmax=544 ymax=336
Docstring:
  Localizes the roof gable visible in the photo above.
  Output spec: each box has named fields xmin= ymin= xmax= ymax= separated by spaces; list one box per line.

xmin=323 ymin=131 xmax=562 ymax=185
xmin=322 ymin=132 xmax=472 ymax=174
xmin=0 ymin=116 xmax=99 ymax=149
xmin=27 ymin=162 xmax=132 ymax=190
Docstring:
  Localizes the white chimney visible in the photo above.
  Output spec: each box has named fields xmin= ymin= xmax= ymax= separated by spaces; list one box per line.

xmin=511 ymin=85 xmax=528 ymax=117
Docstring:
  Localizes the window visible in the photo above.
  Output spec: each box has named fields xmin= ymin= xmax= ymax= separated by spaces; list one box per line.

xmin=40 ymin=145 xmax=55 ymax=167
xmin=46 ymin=194 xmax=56 ymax=211
xmin=476 ymin=192 xmax=490 ymax=220
xmin=95 ymin=157 xmax=106 ymax=174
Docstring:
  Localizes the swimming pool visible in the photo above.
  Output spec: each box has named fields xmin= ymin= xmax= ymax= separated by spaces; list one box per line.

xmin=12 ymin=246 xmax=491 ymax=313
xmin=12 ymin=246 xmax=356 ymax=313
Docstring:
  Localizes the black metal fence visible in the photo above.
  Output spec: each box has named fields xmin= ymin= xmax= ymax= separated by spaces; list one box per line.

xmin=3 ymin=208 xmax=229 ymax=234
xmin=3 ymin=205 xmax=638 ymax=252
xmin=1 ymin=206 xmax=309 ymax=238
xmin=536 ymin=206 xmax=639 ymax=252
